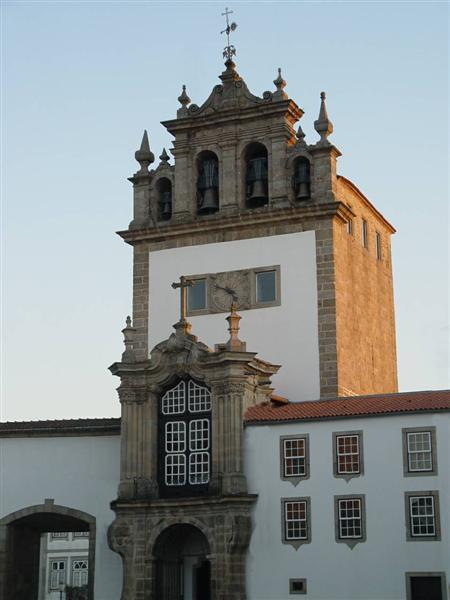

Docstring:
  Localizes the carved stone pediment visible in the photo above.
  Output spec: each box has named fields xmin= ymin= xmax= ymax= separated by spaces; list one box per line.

xmin=188 ymin=81 xmax=273 ymax=117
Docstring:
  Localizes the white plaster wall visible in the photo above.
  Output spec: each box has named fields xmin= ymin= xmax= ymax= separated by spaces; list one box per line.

xmin=149 ymin=231 xmax=320 ymax=402
xmin=0 ymin=435 xmax=122 ymax=600
xmin=244 ymin=412 xmax=450 ymax=600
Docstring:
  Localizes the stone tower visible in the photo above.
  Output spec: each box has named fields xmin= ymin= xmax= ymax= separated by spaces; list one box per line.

xmin=118 ymin=57 xmax=397 ymax=402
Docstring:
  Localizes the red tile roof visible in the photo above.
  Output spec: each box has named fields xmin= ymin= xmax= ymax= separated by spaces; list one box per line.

xmin=0 ymin=418 xmax=121 ymax=437
xmin=245 ymin=390 xmax=450 ymax=424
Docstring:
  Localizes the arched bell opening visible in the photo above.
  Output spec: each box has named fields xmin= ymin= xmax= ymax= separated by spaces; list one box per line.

xmin=156 ymin=177 xmax=173 ymax=221
xmin=244 ymin=142 xmax=269 ymax=208
xmin=293 ymin=156 xmax=311 ymax=200
xmin=0 ymin=504 xmax=96 ymax=600
xmin=196 ymin=151 xmax=219 ymax=215
xmin=154 ymin=524 xmax=211 ymax=600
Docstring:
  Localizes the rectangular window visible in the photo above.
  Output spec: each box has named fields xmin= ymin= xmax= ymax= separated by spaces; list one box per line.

xmin=338 ymin=498 xmax=362 ymax=539
xmin=256 ymin=270 xmax=276 ymax=303
xmin=187 ymin=279 xmax=207 ymax=311
xmin=402 ymin=427 xmax=437 ymax=476
xmin=189 ymin=452 xmax=210 ymax=485
xmin=71 ymin=559 xmax=88 ymax=587
xmin=281 ymin=497 xmax=311 ymax=549
xmin=49 ymin=559 xmax=67 ymax=590
xmin=410 ymin=496 xmax=436 ymax=536
xmin=189 ymin=419 xmax=209 ymax=451
xmin=281 ymin=436 xmax=309 ymax=481
xmin=51 ymin=532 xmax=68 ymax=540
xmin=362 ymin=219 xmax=368 ymax=248
xmin=406 ymin=573 xmax=447 ymax=600
xmin=333 ymin=431 xmax=363 ymax=480
xmin=334 ymin=495 xmax=366 ymax=547
xmin=346 ymin=218 xmax=353 ymax=235
xmin=165 ymin=454 xmax=186 ymax=486
xmin=405 ymin=491 xmax=441 ymax=541
xmin=289 ymin=579 xmax=307 ymax=595
xmin=376 ymin=231 xmax=382 ymax=260
xmin=165 ymin=421 xmax=186 ymax=453
xmin=72 ymin=531 xmax=89 ymax=538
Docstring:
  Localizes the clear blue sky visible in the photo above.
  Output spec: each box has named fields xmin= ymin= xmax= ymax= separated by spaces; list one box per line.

xmin=2 ymin=1 xmax=449 ymax=421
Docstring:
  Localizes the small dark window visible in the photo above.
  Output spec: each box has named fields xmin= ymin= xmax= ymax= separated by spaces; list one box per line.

xmin=245 ymin=142 xmax=268 ymax=208
xmin=197 ymin=151 xmax=219 ymax=215
xmin=187 ymin=279 xmax=207 ymax=311
xmin=293 ymin=157 xmax=311 ymax=200
xmin=156 ymin=178 xmax=172 ymax=221
xmin=376 ymin=232 xmax=382 ymax=260
xmin=362 ymin=219 xmax=368 ymax=249
xmin=289 ymin=579 xmax=307 ymax=594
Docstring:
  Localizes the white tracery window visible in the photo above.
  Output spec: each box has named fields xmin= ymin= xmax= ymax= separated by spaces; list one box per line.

xmin=409 ymin=496 xmax=436 ymax=537
xmin=284 ymin=500 xmax=308 ymax=540
xmin=336 ymin=434 xmax=360 ymax=474
xmin=162 ymin=381 xmax=186 ymax=415
xmin=165 ymin=454 xmax=186 ymax=486
xmin=188 ymin=380 xmax=211 ymax=412
xmin=160 ymin=379 xmax=211 ymax=490
xmin=71 ymin=559 xmax=88 ymax=587
xmin=165 ymin=421 xmax=186 ymax=453
xmin=49 ymin=559 xmax=66 ymax=590
xmin=338 ymin=498 xmax=362 ymax=539
xmin=407 ymin=431 xmax=433 ymax=472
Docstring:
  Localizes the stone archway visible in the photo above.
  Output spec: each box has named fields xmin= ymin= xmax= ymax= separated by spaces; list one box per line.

xmin=153 ymin=524 xmax=211 ymax=600
xmin=0 ymin=500 xmax=96 ymax=600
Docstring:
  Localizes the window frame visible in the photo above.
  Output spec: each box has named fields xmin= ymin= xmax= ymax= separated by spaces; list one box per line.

xmin=186 ymin=277 xmax=208 ymax=314
xmin=280 ymin=434 xmax=310 ymax=485
xmin=402 ymin=426 xmax=437 ymax=477
xmin=71 ymin=556 xmax=89 ymax=588
xmin=375 ymin=231 xmax=382 ymax=260
xmin=404 ymin=491 xmax=441 ymax=541
xmin=281 ymin=497 xmax=311 ymax=550
xmin=289 ymin=578 xmax=307 ymax=595
xmin=361 ymin=218 xmax=368 ymax=249
xmin=332 ymin=430 xmax=364 ymax=481
xmin=334 ymin=494 xmax=366 ymax=548
xmin=405 ymin=572 xmax=447 ymax=600
xmin=49 ymin=557 xmax=67 ymax=591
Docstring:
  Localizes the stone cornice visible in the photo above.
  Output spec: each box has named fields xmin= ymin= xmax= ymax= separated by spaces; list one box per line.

xmin=118 ymin=201 xmax=350 ymax=246
xmin=111 ymin=493 xmax=258 ymax=512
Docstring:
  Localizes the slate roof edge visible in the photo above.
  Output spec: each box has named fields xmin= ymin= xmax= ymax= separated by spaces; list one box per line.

xmin=0 ymin=418 xmax=121 ymax=438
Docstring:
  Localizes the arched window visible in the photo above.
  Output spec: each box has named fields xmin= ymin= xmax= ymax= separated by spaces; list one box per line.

xmin=245 ymin=142 xmax=268 ymax=208
xmin=156 ymin=178 xmax=172 ymax=221
xmin=197 ymin=151 xmax=219 ymax=215
xmin=293 ymin=157 xmax=311 ymax=200
xmin=158 ymin=379 xmax=211 ymax=497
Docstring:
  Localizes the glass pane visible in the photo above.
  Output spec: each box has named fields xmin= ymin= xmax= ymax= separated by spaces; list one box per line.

xmin=256 ymin=271 xmax=276 ymax=303
xmin=188 ymin=279 xmax=206 ymax=311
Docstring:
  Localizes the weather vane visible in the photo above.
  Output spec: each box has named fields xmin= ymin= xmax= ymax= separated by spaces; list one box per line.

xmin=221 ymin=7 xmax=238 ymax=61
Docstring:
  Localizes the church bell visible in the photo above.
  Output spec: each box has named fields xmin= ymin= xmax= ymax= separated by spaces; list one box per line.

xmin=296 ymin=182 xmax=310 ymax=200
xmin=249 ymin=179 xmax=268 ymax=205
xmin=198 ymin=187 xmax=219 ymax=213
xmin=161 ymin=191 xmax=172 ymax=219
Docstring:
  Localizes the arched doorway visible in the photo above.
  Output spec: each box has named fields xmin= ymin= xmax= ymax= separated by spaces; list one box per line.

xmin=154 ymin=524 xmax=210 ymax=600
xmin=0 ymin=502 xmax=95 ymax=600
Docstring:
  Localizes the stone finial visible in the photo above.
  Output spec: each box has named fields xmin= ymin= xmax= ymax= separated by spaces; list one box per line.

xmin=134 ymin=130 xmax=154 ymax=175
xmin=273 ymin=67 xmax=287 ymax=100
xmin=177 ymin=85 xmax=191 ymax=118
xmin=224 ymin=302 xmax=246 ymax=352
xmin=159 ymin=148 xmax=170 ymax=164
xmin=314 ymin=91 xmax=333 ymax=144
xmin=122 ymin=316 xmax=136 ymax=362
xmin=297 ymin=124 xmax=307 ymax=147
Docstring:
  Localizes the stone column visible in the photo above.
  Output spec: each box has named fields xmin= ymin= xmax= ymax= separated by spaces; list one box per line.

xmin=220 ymin=143 xmax=239 ymax=215
xmin=309 ymin=144 xmax=340 ymax=203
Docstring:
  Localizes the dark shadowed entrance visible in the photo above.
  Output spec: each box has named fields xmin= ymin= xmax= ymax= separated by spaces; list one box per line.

xmin=154 ymin=524 xmax=211 ymax=600
xmin=0 ymin=501 xmax=95 ymax=600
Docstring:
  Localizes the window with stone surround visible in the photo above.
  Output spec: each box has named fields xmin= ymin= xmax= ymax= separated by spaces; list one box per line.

xmin=71 ymin=558 xmax=89 ymax=587
xmin=280 ymin=435 xmax=310 ymax=485
xmin=405 ymin=491 xmax=441 ymax=541
xmin=281 ymin=497 xmax=311 ymax=549
xmin=376 ymin=231 xmax=382 ymax=260
xmin=49 ymin=558 xmax=67 ymax=590
xmin=402 ymin=427 xmax=437 ymax=476
xmin=158 ymin=379 xmax=211 ymax=497
xmin=362 ymin=219 xmax=368 ymax=249
xmin=334 ymin=494 xmax=366 ymax=548
xmin=333 ymin=431 xmax=364 ymax=481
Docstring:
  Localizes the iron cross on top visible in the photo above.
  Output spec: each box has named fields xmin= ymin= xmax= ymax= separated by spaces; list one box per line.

xmin=171 ymin=276 xmax=196 ymax=322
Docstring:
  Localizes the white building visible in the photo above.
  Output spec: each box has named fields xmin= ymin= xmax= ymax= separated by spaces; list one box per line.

xmin=1 ymin=48 xmax=449 ymax=600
